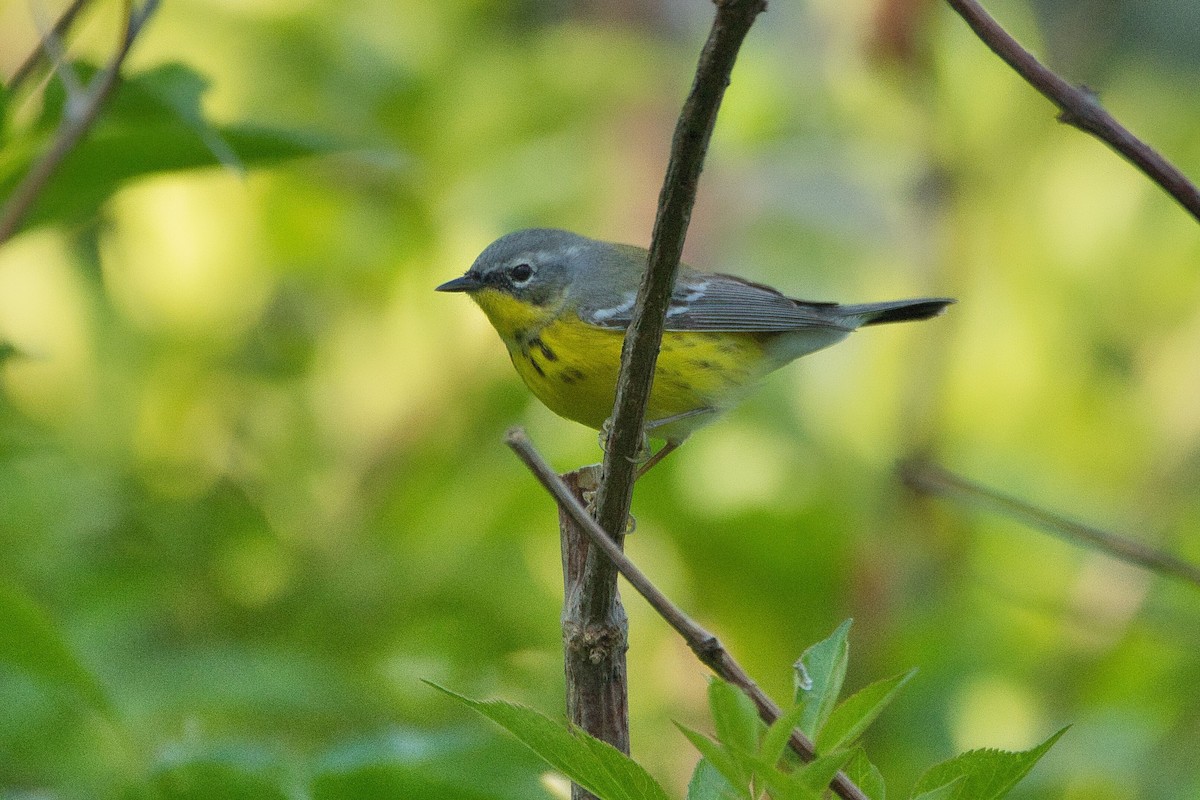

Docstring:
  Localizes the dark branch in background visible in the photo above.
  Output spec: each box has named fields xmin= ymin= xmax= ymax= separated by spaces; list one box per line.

xmin=0 ymin=0 xmax=161 ymax=247
xmin=590 ymin=0 xmax=768 ymax=581
xmin=6 ymin=0 xmax=95 ymax=94
xmin=900 ymin=459 xmax=1200 ymax=590
xmin=508 ymin=429 xmax=871 ymax=800
xmin=945 ymin=0 xmax=1200 ymax=224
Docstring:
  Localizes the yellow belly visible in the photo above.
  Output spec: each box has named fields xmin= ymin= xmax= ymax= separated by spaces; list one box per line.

xmin=502 ymin=313 xmax=766 ymax=440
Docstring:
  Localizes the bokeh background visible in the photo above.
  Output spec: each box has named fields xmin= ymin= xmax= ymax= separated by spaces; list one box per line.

xmin=2 ymin=0 xmax=1199 ymax=797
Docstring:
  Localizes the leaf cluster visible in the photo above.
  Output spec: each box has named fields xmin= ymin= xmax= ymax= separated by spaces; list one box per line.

xmin=440 ymin=621 xmax=1065 ymax=800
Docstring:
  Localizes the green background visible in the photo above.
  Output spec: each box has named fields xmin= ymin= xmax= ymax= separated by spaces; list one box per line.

xmin=1 ymin=0 xmax=1199 ymax=797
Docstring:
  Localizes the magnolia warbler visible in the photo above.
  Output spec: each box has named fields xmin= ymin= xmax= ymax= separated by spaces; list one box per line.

xmin=437 ymin=228 xmax=951 ymax=469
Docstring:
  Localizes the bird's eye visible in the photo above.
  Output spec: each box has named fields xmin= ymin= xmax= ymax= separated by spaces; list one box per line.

xmin=508 ymin=263 xmax=534 ymax=283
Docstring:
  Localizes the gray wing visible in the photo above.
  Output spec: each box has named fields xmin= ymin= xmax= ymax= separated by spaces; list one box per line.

xmin=582 ymin=272 xmax=850 ymax=333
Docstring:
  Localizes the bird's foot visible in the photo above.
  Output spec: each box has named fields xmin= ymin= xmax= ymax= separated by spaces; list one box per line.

xmin=598 ymin=418 xmax=652 ymax=464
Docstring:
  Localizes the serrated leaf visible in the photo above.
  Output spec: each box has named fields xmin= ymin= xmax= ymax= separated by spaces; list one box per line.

xmin=910 ymin=728 xmax=1067 ymax=800
xmin=0 ymin=579 xmax=112 ymax=718
xmin=817 ymin=669 xmax=916 ymax=753
xmin=686 ymin=759 xmax=745 ymax=800
xmin=429 ymin=683 xmax=670 ymax=800
xmin=794 ymin=619 xmax=852 ymax=740
xmin=844 ymin=748 xmax=886 ymax=800
xmin=707 ymin=678 xmax=764 ymax=757
xmin=676 ymin=724 xmax=750 ymax=793
xmin=908 ymin=778 xmax=962 ymax=800
xmin=759 ymin=701 xmax=812 ymax=769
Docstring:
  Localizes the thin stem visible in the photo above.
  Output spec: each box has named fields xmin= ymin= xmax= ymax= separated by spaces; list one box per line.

xmin=6 ymin=0 xmax=96 ymax=94
xmin=507 ymin=428 xmax=870 ymax=800
xmin=945 ymin=0 xmax=1200 ymax=224
xmin=900 ymin=459 xmax=1200 ymax=589
xmin=591 ymin=0 xmax=768 ymax=608
xmin=0 ymin=0 xmax=162 ymax=246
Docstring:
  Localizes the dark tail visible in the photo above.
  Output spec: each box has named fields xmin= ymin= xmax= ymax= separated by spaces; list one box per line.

xmin=842 ymin=298 xmax=955 ymax=326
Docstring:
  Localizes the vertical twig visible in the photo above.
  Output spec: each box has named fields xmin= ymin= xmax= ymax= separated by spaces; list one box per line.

xmin=508 ymin=429 xmax=869 ymax=800
xmin=556 ymin=2 xmax=767 ymax=795
xmin=592 ymin=0 xmax=767 ymax=560
xmin=550 ymin=3 xmax=767 ymax=794
xmin=560 ymin=467 xmax=629 ymax=800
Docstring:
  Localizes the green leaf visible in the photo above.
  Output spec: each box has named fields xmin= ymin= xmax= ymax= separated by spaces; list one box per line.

xmin=758 ymin=750 xmax=853 ymax=800
xmin=758 ymin=701 xmax=813 ymax=769
xmin=908 ymin=778 xmax=962 ymax=800
xmin=686 ymin=758 xmax=745 ymax=800
xmin=707 ymin=678 xmax=764 ymax=757
xmin=843 ymin=748 xmax=886 ymax=800
xmin=0 ymin=62 xmax=343 ymax=234
xmin=756 ymin=775 xmax=824 ymax=800
xmin=676 ymin=724 xmax=751 ymax=794
xmin=0 ymin=579 xmax=111 ymax=718
xmin=429 ymin=683 xmax=671 ymax=800
xmin=817 ymin=669 xmax=917 ymax=753
xmin=794 ymin=619 xmax=852 ymax=739
xmin=910 ymin=728 xmax=1068 ymax=800
xmin=117 ymin=63 xmax=245 ymax=171
xmin=793 ymin=750 xmax=856 ymax=795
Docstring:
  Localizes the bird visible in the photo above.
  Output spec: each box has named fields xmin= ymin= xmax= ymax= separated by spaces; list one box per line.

xmin=437 ymin=228 xmax=951 ymax=472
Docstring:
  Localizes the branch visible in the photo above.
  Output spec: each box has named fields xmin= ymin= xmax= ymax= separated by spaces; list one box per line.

xmin=0 ymin=0 xmax=161 ymax=247
xmin=559 ymin=466 xmax=630 ymax=781
xmin=6 ymin=0 xmax=95 ymax=95
xmin=900 ymin=459 xmax=1200 ymax=589
xmin=945 ymin=0 xmax=1200 ymax=224
xmin=508 ymin=428 xmax=870 ymax=800
xmin=590 ymin=0 xmax=767 ymax=600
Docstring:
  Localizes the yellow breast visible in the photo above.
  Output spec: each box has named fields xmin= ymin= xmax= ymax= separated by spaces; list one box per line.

xmin=472 ymin=287 xmax=767 ymax=440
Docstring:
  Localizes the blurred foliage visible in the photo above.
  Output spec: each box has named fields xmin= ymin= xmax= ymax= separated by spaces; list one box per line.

xmin=1 ymin=0 xmax=1199 ymax=798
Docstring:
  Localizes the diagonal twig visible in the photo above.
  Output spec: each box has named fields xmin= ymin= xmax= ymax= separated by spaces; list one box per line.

xmin=590 ymin=0 xmax=768 ymax=596
xmin=508 ymin=427 xmax=871 ymax=800
xmin=945 ymin=0 xmax=1200 ymax=224
xmin=0 ymin=0 xmax=162 ymax=247
xmin=6 ymin=0 xmax=96 ymax=95
xmin=899 ymin=458 xmax=1200 ymax=589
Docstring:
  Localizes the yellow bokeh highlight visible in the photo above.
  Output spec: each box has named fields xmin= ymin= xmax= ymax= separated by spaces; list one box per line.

xmin=951 ymin=675 xmax=1043 ymax=753
xmin=102 ymin=172 xmax=271 ymax=340
xmin=0 ymin=230 xmax=97 ymax=426
xmin=676 ymin=421 xmax=810 ymax=514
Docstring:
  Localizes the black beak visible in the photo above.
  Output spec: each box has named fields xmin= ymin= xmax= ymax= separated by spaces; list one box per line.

xmin=435 ymin=273 xmax=482 ymax=293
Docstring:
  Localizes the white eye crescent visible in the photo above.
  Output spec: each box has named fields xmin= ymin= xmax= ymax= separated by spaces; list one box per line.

xmin=509 ymin=263 xmax=534 ymax=284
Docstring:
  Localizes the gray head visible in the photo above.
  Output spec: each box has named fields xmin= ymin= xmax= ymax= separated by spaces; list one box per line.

xmin=435 ymin=228 xmax=599 ymax=308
